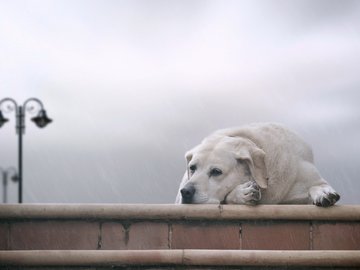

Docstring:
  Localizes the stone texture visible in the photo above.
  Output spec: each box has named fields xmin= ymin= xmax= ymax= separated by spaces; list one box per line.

xmin=101 ymin=222 xmax=127 ymax=249
xmin=171 ymin=222 xmax=240 ymax=249
xmin=127 ymin=222 xmax=169 ymax=249
xmin=313 ymin=222 xmax=360 ymax=250
xmin=242 ymin=221 xmax=310 ymax=250
xmin=10 ymin=221 xmax=99 ymax=250
xmin=0 ymin=223 xmax=9 ymax=250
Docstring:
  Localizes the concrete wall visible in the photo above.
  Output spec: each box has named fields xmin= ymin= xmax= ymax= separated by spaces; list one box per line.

xmin=0 ymin=204 xmax=360 ymax=268
xmin=1 ymin=220 xmax=360 ymax=250
xmin=1 ymin=204 xmax=360 ymax=250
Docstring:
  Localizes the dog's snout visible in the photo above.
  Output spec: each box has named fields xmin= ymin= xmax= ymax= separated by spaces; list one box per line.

xmin=180 ymin=184 xmax=195 ymax=203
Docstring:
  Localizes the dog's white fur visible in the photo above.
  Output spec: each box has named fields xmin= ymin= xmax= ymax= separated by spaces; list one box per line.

xmin=176 ymin=123 xmax=340 ymax=206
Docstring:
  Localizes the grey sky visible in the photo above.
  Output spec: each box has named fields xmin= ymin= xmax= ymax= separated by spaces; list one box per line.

xmin=0 ymin=0 xmax=359 ymax=203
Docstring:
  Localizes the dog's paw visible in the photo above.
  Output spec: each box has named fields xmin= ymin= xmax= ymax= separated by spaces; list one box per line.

xmin=226 ymin=181 xmax=261 ymax=205
xmin=313 ymin=192 xmax=340 ymax=207
xmin=311 ymin=185 xmax=340 ymax=207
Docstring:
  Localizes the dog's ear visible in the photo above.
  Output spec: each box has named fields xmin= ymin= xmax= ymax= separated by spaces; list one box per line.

xmin=236 ymin=147 xmax=268 ymax=189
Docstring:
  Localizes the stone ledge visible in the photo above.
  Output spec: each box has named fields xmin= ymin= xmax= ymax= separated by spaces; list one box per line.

xmin=1 ymin=250 xmax=360 ymax=267
xmin=1 ymin=204 xmax=360 ymax=251
xmin=0 ymin=204 xmax=360 ymax=220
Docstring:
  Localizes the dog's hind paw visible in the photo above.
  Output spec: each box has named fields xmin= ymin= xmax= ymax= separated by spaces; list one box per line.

xmin=310 ymin=185 xmax=340 ymax=207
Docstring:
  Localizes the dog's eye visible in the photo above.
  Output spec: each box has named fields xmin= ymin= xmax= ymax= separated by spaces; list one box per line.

xmin=210 ymin=168 xmax=222 ymax=177
xmin=189 ymin=165 xmax=197 ymax=173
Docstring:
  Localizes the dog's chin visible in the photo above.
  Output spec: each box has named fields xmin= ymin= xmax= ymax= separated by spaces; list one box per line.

xmin=181 ymin=197 xmax=221 ymax=204
xmin=205 ymin=198 xmax=221 ymax=204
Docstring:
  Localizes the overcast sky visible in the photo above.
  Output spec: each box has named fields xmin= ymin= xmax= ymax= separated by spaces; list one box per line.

xmin=0 ymin=0 xmax=359 ymax=204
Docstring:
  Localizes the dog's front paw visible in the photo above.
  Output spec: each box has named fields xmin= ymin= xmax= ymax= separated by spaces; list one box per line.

xmin=226 ymin=181 xmax=261 ymax=205
xmin=310 ymin=185 xmax=340 ymax=207
xmin=314 ymin=192 xmax=340 ymax=207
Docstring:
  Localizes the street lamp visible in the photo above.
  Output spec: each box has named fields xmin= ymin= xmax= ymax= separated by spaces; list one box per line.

xmin=0 ymin=167 xmax=18 ymax=203
xmin=0 ymin=98 xmax=53 ymax=203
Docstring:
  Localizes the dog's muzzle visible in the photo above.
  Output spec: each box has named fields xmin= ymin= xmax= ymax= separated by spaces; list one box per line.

xmin=180 ymin=184 xmax=196 ymax=204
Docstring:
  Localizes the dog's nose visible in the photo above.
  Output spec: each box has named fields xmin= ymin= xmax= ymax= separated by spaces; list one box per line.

xmin=180 ymin=184 xmax=196 ymax=203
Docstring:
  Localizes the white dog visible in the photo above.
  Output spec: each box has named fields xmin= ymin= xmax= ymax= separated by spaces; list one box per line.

xmin=176 ymin=123 xmax=340 ymax=207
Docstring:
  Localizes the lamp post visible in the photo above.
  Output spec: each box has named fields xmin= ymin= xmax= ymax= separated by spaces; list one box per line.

xmin=0 ymin=167 xmax=18 ymax=203
xmin=0 ymin=98 xmax=52 ymax=203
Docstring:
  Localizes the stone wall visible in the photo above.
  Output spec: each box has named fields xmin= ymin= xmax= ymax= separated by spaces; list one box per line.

xmin=0 ymin=204 xmax=359 ymax=268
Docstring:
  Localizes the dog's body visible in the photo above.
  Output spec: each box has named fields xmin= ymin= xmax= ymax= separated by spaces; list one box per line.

xmin=176 ymin=123 xmax=340 ymax=206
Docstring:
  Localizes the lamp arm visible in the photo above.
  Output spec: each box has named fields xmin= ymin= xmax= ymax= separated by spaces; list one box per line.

xmin=23 ymin=98 xmax=45 ymax=116
xmin=6 ymin=166 xmax=17 ymax=176
xmin=6 ymin=167 xmax=18 ymax=182
xmin=0 ymin=98 xmax=18 ymax=114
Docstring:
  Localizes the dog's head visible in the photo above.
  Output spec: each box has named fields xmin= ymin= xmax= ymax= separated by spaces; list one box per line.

xmin=180 ymin=135 xmax=267 ymax=204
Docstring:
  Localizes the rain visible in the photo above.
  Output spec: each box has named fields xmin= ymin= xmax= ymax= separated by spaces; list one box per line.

xmin=0 ymin=0 xmax=359 ymax=204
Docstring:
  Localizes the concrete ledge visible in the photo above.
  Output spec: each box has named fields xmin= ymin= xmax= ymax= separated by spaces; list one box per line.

xmin=2 ymin=204 xmax=360 ymax=251
xmin=1 ymin=204 xmax=360 ymax=220
xmin=1 ymin=250 xmax=360 ymax=267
